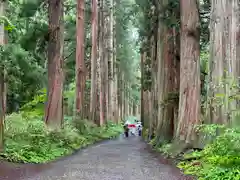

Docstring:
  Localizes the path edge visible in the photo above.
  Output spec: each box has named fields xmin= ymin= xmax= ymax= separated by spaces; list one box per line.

xmin=0 ymin=134 xmax=122 ymax=166
xmin=143 ymin=139 xmax=196 ymax=180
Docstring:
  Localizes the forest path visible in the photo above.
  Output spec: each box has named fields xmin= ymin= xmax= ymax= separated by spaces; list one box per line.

xmin=0 ymin=135 xmax=190 ymax=180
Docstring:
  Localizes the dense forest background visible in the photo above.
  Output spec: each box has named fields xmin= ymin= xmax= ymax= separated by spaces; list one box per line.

xmin=0 ymin=0 xmax=140 ymax=164
xmin=0 ymin=0 xmax=239 ymax=179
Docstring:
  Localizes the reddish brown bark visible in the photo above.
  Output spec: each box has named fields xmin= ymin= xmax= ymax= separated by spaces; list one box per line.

xmin=45 ymin=0 xmax=64 ymax=128
xmin=112 ymin=11 xmax=118 ymax=123
xmin=75 ymin=0 xmax=86 ymax=119
xmin=98 ymin=0 xmax=109 ymax=125
xmin=99 ymin=0 xmax=105 ymax=125
xmin=102 ymin=0 xmax=109 ymax=122
xmin=90 ymin=0 xmax=98 ymax=122
xmin=163 ymin=28 xmax=175 ymax=140
xmin=175 ymin=0 xmax=201 ymax=146
xmin=155 ymin=20 xmax=176 ymax=144
xmin=173 ymin=26 xmax=180 ymax=134
xmin=107 ymin=0 xmax=114 ymax=121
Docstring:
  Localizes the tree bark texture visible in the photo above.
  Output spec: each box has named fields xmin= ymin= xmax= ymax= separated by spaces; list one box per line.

xmin=99 ymin=0 xmax=107 ymax=125
xmin=107 ymin=0 xmax=114 ymax=121
xmin=75 ymin=0 xmax=86 ymax=119
xmin=45 ymin=0 xmax=64 ymax=128
xmin=0 ymin=0 xmax=5 ymax=151
xmin=175 ymin=0 xmax=201 ymax=145
xmin=208 ymin=0 xmax=240 ymax=126
xmin=112 ymin=13 xmax=119 ymax=122
xmin=90 ymin=0 xmax=98 ymax=122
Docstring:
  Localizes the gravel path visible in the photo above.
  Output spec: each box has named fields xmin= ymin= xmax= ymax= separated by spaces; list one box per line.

xmin=0 ymin=135 xmax=189 ymax=180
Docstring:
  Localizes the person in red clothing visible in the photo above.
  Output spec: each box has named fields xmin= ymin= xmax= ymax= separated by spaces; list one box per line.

xmin=128 ymin=124 xmax=136 ymax=128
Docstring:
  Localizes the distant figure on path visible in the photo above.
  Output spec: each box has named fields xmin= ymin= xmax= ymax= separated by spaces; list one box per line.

xmin=123 ymin=123 xmax=129 ymax=137
xmin=137 ymin=121 xmax=142 ymax=136
xmin=128 ymin=123 xmax=136 ymax=136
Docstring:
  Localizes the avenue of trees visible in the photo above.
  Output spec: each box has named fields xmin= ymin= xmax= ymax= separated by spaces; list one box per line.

xmin=0 ymin=0 xmax=140 ymax=163
xmin=139 ymin=0 xmax=240 ymax=179
xmin=0 ymin=0 xmax=239 ymax=179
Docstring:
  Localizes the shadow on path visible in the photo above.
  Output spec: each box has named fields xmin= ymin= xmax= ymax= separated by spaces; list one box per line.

xmin=0 ymin=135 xmax=192 ymax=180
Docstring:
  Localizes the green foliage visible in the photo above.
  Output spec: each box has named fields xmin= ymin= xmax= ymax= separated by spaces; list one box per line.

xmin=0 ymin=16 xmax=15 ymax=31
xmin=155 ymin=143 xmax=173 ymax=157
xmin=116 ymin=0 xmax=141 ymax=104
xmin=0 ymin=113 xmax=122 ymax=163
xmin=200 ymin=50 xmax=209 ymax=104
xmin=160 ymin=1 xmax=180 ymax=29
xmin=4 ymin=0 xmax=140 ymax=113
xmin=178 ymin=125 xmax=240 ymax=180
xmin=20 ymin=88 xmax=46 ymax=117
xmin=142 ymin=128 xmax=149 ymax=141
xmin=0 ymin=0 xmax=138 ymax=165
xmin=148 ymin=136 xmax=173 ymax=157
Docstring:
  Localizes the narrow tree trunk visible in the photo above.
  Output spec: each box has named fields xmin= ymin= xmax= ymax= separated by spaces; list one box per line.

xmin=122 ymin=76 xmax=125 ymax=118
xmin=112 ymin=66 xmax=119 ymax=122
xmin=208 ymin=0 xmax=240 ymax=126
xmin=107 ymin=0 xmax=114 ymax=121
xmin=173 ymin=5 xmax=180 ymax=136
xmin=173 ymin=26 xmax=180 ymax=136
xmin=125 ymin=85 xmax=129 ymax=117
xmin=0 ymin=71 xmax=4 ymax=152
xmin=118 ymin=70 xmax=123 ymax=121
xmin=224 ymin=0 xmax=240 ymax=126
xmin=0 ymin=0 xmax=5 ymax=151
xmin=75 ymin=0 xmax=86 ymax=119
xmin=45 ymin=0 xmax=64 ymax=128
xmin=147 ymin=90 xmax=151 ymax=138
xmin=207 ymin=0 xmax=227 ymax=125
xmin=156 ymin=23 xmax=175 ymax=144
xmin=156 ymin=12 xmax=166 ymax=143
xmin=231 ymin=0 xmax=240 ymax=125
xmin=99 ymin=0 xmax=106 ymax=125
xmin=112 ymin=12 xmax=119 ymax=122
xmin=140 ymin=50 xmax=145 ymax=126
xmin=103 ymin=0 xmax=109 ymax=122
xmin=90 ymin=0 xmax=98 ymax=122
xmin=175 ymin=0 xmax=201 ymax=147
xmin=135 ymin=104 xmax=138 ymax=116
xmin=123 ymin=82 xmax=126 ymax=117
xmin=3 ymin=23 xmax=7 ymax=115
xmin=236 ymin=2 xmax=240 ymax=112
xmin=132 ymin=103 xmax=136 ymax=116
xmin=149 ymin=34 xmax=156 ymax=139
xmin=129 ymin=101 xmax=132 ymax=116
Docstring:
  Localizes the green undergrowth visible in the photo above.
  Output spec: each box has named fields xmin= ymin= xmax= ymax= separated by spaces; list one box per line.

xmin=145 ymin=124 xmax=240 ymax=179
xmin=177 ymin=125 xmax=240 ymax=180
xmin=0 ymin=113 xmax=122 ymax=163
xmin=148 ymin=136 xmax=173 ymax=157
xmin=142 ymin=127 xmax=149 ymax=141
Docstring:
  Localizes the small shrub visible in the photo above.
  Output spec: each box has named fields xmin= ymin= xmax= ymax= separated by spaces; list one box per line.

xmin=156 ymin=143 xmax=173 ymax=157
xmin=0 ymin=113 xmax=122 ymax=163
xmin=142 ymin=128 xmax=149 ymax=140
xmin=178 ymin=124 xmax=240 ymax=179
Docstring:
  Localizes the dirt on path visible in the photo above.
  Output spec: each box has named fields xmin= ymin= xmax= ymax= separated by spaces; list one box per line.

xmin=0 ymin=135 xmax=192 ymax=180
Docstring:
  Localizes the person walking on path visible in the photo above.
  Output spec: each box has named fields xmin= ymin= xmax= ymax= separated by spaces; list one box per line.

xmin=137 ymin=121 xmax=142 ymax=136
xmin=123 ymin=123 xmax=129 ymax=137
